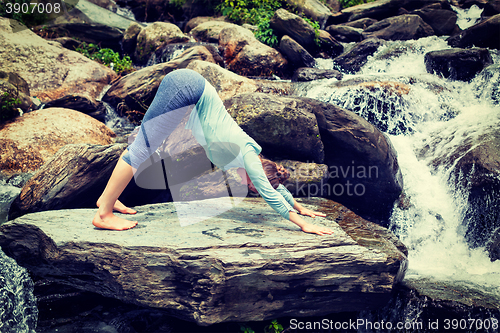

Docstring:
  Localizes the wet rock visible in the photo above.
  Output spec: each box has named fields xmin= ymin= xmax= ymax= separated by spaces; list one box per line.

xmin=219 ymin=24 xmax=288 ymax=77
xmin=483 ymin=0 xmax=500 ymax=16
xmin=291 ymin=68 xmax=343 ymax=82
xmin=121 ymin=22 xmax=143 ymax=55
xmin=410 ymin=8 xmax=458 ymax=36
xmin=0 ymin=185 xmax=20 ymax=223
xmin=44 ymin=95 xmax=99 ymax=114
xmin=284 ymin=0 xmax=333 ymax=28
xmin=279 ymin=35 xmax=316 ymax=69
xmin=73 ymin=0 xmax=136 ymax=30
xmin=270 ymin=9 xmax=317 ymax=51
xmin=310 ymin=99 xmax=402 ymax=223
xmin=0 ymin=18 xmax=116 ymax=105
xmin=333 ymin=37 xmax=382 ymax=74
xmin=447 ymin=14 xmax=500 ymax=49
xmin=0 ymin=72 xmax=32 ymax=113
xmin=278 ymin=160 xmax=329 ymax=197
xmin=317 ymin=29 xmax=344 ymax=58
xmin=148 ymin=42 xmax=223 ymax=67
xmin=0 ymin=197 xmax=407 ymax=325
xmin=0 ymin=108 xmax=115 ymax=175
xmin=190 ymin=20 xmax=233 ymax=43
xmin=325 ymin=24 xmax=364 ymax=43
xmin=223 ymin=93 xmax=325 ymax=163
xmin=8 ymin=144 xmax=124 ymax=220
xmin=134 ymin=22 xmax=190 ymax=64
xmin=474 ymin=64 xmax=500 ymax=105
xmin=424 ymin=48 xmax=493 ymax=81
xmin=46 ymin=22 xmax=125 ymax=50
xmin=419 ymin=118 xmax=500 ymax=261
xmin=341 ymin=0 xmax=403 ymax=22
xmin=341 ymin=17 xmax=378 ymax=29
xmin=363 ymin=14 xmax=435 ymax=41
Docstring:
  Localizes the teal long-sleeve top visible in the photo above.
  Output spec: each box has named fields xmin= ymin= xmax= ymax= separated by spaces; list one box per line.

xmin=186 ymin=80 xmax=296 ymax=220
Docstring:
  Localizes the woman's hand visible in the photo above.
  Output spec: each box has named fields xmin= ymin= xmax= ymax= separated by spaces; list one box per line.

xmin=300 ymin=222 xmax=334 ymax=235
xmin=298 ymin=207 xmax=326 ymax=218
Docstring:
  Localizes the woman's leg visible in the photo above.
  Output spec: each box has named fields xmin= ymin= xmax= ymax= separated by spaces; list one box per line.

xmin=92 ymin=69 xmax=206 ymax=230
xmin=93 ymin=150 xmax=138 ymax=230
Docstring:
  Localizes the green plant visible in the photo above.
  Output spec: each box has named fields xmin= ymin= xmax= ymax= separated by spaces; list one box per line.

xmin=339 ymin=0 xmax=376 ymax=9
xmin=264 ymin=319 xmax=284 ymax=333
xmin=75 ymin=42 xmax=133 ymax=75
xmin=255 ymin=16 xmax=279 ymax=48
xmin=303 ymin=17 xmax=321 ymax=47
xmin=216 ymin=0 xmax=284 ymax=26
xmin=0 ymin=90 xmax=21 ymax=122
xmin=240 ymin=324 xmax=255 ymax=333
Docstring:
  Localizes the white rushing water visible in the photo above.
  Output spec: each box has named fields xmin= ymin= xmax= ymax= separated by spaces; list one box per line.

xmin=303 ymin=36 xmax=500 ymax=298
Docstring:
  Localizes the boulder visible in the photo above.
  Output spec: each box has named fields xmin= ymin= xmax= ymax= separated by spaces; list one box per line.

xmin=410 ymin=8 xmax=458 ymax=36
xmin=0 ymin=72 xmax=32 ymax=113
xmin=103 ymin=48 xmax=219 ymax=121
xmin=419 ymin=118 xmax=500 ymax=261
xmin=0 ymin=18 xmax=116 ymax=104
xmin=73 ymin=0 xmax=137 ymax=30
xmin=8 ymin=144 xmax=125 ymax=220
xmin=307 ymin=98 xmax=403 ymax=223
xmin=363 ymin=14 xmax=435 ymax=41
xmin=147 ymin=42 xmax=223 ymax=67
xmin=424 ymin=48 xmax=493 ymax=81
xmin=278 ymin=160 xmax=329 ymax=197
xmin=134 ymin=22 xmax=190 ymax=64
xmin=0 ymin=108 xmax=116 ymax=175
xmin=325 ymin=24 xmax=364 ymax=43
xmin=284 ymin=0 xmax=333 ymax=28
xmin=341 ymin=0 xmax=403 ymax=22
xmin=341 ymin=17 xmax=378 ymax=29
xmin=447 ymin=14 xmax=500 ymax=49
xmin=44 ymin=95 xmax=100 ymax=114
xmin=279 ymin=35 xmax=316 ymax=69
xmin=219 ymin=24 xmax=288 ymax=77
xmin=270 ymin=9 xmax=317 ymax=51
xmin=190 ymin=20 xmax=233 ymax=43
xmin=317 ymin=29 xmax=344 ymax=58
xmin=0 ymin=185 xmax=20 ymax=223
xmin=223 ymin=93 xmax=325 ymax=163
xmin=333 ymin=37 xmax=383 ymax=74
xmin=0 ymin=197 xmax=408 ymax=325
xmin=46 ymin=23 xmax=125 ymax=50
xmin=291 ymin=68 xmax=343 ymax=82
xmin=122 ymin=22 xmax=143 ymax=55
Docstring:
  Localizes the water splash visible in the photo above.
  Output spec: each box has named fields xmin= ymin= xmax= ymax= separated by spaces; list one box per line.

xmin=0 ymin=249 xmax=38 ymax=333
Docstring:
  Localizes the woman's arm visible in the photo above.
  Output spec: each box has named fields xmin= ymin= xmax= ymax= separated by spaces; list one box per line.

xmin=288 ymin=211 xmax=333 ymax=235
xmin=293 ymin=200 xmax=327 ymax=218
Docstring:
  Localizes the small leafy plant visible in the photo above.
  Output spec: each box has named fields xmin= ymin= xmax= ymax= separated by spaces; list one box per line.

xmin=303 ymin=17 xmax=321 ymax=47
xmin=75 ymin=42 xmax=133 ymax=75
xmin=265 ymin=320 xmax=284 ymax=333
xmin=255 ymin=16 xmax=279 ymax=48
xmin=0 ymin=90 xmax=22 ymax=122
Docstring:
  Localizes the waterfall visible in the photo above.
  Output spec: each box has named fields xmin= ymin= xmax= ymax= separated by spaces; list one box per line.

xmin=0 ymin=249 xmax=38 ymax=333
xmin=300 ymin=36 xmax=500 ymax=300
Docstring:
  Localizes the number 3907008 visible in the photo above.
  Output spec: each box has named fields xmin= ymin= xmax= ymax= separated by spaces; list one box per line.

xmin=4 ymin=1 xmax=61 ymax=14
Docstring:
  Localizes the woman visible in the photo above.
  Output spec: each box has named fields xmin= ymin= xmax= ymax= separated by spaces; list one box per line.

xmin=93 ymin=69 xmax=333 ymax=235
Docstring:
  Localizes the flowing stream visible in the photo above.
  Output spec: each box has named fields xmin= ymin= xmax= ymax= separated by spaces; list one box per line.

xmin=301 ymin=36 xmax=500 ymax=300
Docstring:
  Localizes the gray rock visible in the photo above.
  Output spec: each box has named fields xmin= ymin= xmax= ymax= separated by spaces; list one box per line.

xmin=270 ymin=9 xmax=317 ymax=50
xmin=363 ymin=14 xmax=435 ymax=41
xmin=0 ymin=185 xmax=20 ymax=223
xmin=291 ymin=68 xmax=343 ymax=82
xmin=424 ymin=48 xmax=493 ymax=82
xmin=326 ymin=24 xmax=364 ymax=43
xmin=410 ymin=8 xmax=458 ymax=36
xmin=447 ymin=14 xmax=500 ymax=49
xmin=333 ymin=38 xmax=383 ymax=74
xmin=279 ymin=35 xmax=316 ymax=69
xmin=0 ymin=197 xmax=407 ymax=325
xmin=284 ymin=0 xmax=333 ymax=28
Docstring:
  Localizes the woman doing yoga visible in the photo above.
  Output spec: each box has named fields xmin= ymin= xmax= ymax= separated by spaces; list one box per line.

xmin=92 ymin=69 xmax=333 ymax=235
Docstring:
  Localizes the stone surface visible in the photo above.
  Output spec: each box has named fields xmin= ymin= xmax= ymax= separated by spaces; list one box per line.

xmin=284 ymin=0 xmax=333 ymax=28
xmin=0 ymin=197 xmax=407 ymax=325
xmin=341 ymin=0 xmax=403 ymax=22
xmin=291 ymin=68 xmax=343 ymax=82
xmin=223 ymin=93 xmax=325 ymax=163
xmin=447 ymin=14 xmax=500 ymax=49
xmin=0 ymin=18 xmax=116 ymax=104
xmin=134 ymin=22 xmax=190 ymax=64
xmin=8 ymin=144 xmax=125 ymax=220
xmin=0 ymin=108 xmax=116 ymax=174
xmin=191 ymin=21 xmax=233 ymax=43
xmin=219 ymin=24 xmax=288 ymax=78
xmin=363 ymin=14 xmax=435 ymax=41
xmin=410 ymin=8 xmax=458 ymax=36
xmin=333 ymin=37 xmax=382 ymax=74
xmin=424 ymin=48 xmax=493 ymax=81
xmin=0 ymin=71 xmax=32 ymax=113
xmin=326 ymin=24 xmax=364 ymax=43
xmin=46 ymin=22 xmax=125 ymax=51
xmin=279 ymin=35 xmax=316 ymax=69
xmin=270 ymin=9 xmax=317 ymax=50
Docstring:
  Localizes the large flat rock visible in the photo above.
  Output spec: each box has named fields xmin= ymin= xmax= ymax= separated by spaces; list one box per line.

xmin=0 ymin=197 xmax=407 ymax=325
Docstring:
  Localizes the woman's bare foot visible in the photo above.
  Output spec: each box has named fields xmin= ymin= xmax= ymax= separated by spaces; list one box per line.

xmin=92 ymin=210 xmax=138 ymax=230
xmin=97 ymin=198 xmax=136 ymax=214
